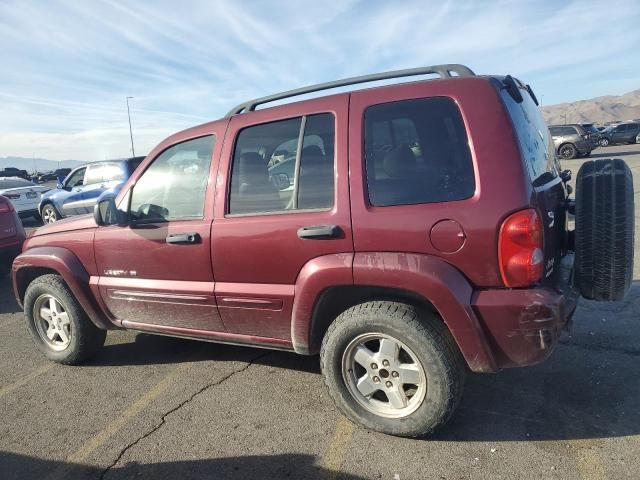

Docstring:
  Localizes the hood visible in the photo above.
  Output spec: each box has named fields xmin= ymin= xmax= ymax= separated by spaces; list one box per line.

xmin=30 ymin=214 xmax=97 ymax=237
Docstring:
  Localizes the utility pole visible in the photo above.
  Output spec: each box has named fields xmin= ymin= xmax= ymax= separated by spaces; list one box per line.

xmin=126 ymin=96 xmax=135 ymax=157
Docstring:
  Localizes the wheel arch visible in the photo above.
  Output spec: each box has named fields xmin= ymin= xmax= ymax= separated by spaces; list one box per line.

xmin=292 ymin=252 xmax=498 ymax=373
xmin=12 ymin=247 xmax=113 ymax=330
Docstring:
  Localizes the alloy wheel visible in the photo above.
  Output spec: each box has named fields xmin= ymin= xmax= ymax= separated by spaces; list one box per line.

xmin=33 ymin=294 xmax=72 ymax=351
xmin=341 ymin=333 xmax=427 ymax=418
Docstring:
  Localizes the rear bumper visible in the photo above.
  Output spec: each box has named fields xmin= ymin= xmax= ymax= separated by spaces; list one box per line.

xmin=472 ymin=255 xmax=578 ymax=369
xmin=18 ymin=209 xmax=38 ymax=219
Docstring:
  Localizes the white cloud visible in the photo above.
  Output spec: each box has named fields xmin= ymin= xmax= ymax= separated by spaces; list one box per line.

xmin=0 ymin=0 xmax=638 ymax=161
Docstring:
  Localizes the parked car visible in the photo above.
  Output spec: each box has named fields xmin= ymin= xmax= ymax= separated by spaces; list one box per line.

xmin=548 ymin=124 xmax=597 ymax=159
xmin=599 ymin=122 xmax=640 ymax=146
xmin=12 ymin=65 xmax=634 ymax=437
xmin=38 ymin=157 xmax=144 ymax=223
xmin=37 ymin=168 xmax=72 ymax=183
xmin=0 ymin=177 xmax=49 ymax=220
xmin=0 ymin=167 xmax=30 ymax=181
xmin=0 ymin=195 xmax=26 ymax=275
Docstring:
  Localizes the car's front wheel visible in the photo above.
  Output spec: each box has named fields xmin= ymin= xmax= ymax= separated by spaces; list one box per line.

xmin=24 ymin=274 xmax=106 ymax=364
xmin=599 ymin=138 xmax=610 ymax=147
xmin=321 ymin=301 xmax=465 ymax=437
xmin=41 ymin=204 xmax=60 ymax=224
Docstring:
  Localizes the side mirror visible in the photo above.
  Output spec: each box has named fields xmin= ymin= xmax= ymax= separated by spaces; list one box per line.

xmin=560 ymin=169 xmax=572 ymax=182
xmin=56 ymin=181 xmax=64 ymax=189
xmin=94 ymin=196 xmax=126 ymax=226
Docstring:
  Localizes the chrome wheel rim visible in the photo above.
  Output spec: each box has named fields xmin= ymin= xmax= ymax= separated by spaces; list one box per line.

xmin=42 ymin=207 xmax=57 ymax=223
xmin=33 ymin=294 xmax=72 ymax=351
xmin=600 ymin=139 xmax=608 ymax=147
xmin=342 ymin=333 xmax=426 ymax=418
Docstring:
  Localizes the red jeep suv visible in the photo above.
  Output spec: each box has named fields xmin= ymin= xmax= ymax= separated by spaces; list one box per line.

xmin=12 ymin=65 xmax=634 ymax=437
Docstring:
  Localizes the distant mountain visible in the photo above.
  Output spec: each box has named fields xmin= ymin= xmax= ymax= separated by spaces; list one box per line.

xmin=0 ymin=156 xmax=84 ymax=173
xmin=542 ymin=89 xmax=640 ymax=125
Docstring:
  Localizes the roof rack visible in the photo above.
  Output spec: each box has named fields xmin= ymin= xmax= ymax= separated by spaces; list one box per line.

xmin=225 ymin=63 xmax=475 ymax=117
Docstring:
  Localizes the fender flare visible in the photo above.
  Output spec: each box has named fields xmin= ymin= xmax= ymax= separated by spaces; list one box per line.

xmin=291 ymin=252 xmax=497 ymax=373
xmin=352 ymin=253 xmax=497 ymax=372
xmin=12 ymin=246 xmax=113 ymax=330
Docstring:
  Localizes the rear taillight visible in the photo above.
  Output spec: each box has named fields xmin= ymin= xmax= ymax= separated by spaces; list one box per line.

xmin=0 ymin=202 xmax=13 ymax=213
xmin=498 ymin=209 xmax=544 ymax=287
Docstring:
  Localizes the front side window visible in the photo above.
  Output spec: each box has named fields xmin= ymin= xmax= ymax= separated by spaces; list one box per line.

xmin=228 ymin=113 xmax=335 ymax=215
xmin=129 ymin=135 xmax=214 ymax=222
xmin=65 ymin=168 xmax=86 ymax=188
xmin=364 ymin=97 xmax=475 ymax=207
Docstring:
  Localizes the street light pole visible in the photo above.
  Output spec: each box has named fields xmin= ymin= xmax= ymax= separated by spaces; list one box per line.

xmin=126 ymin=96 xmax=135 ymax=157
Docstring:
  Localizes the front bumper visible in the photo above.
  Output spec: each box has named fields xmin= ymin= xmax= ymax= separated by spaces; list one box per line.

xmin=472 ymin=255 xmax=578 ymax=369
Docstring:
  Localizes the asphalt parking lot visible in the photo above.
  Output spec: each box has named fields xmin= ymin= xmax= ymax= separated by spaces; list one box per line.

xmin=2 ymin=144 xmax=639 ymax=480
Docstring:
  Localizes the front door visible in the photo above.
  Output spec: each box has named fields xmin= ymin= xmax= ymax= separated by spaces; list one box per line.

xmin=60 ymin=166 xmax=87 ymax=216
xmin=211 ymin=96 xmax=353 ymax=341
xmin=94 ymin=134 xmax=225 ymax=332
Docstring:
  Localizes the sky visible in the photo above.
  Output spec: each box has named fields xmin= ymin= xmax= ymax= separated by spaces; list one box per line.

xmin=1 ymin=0 xmax=639 ymax=162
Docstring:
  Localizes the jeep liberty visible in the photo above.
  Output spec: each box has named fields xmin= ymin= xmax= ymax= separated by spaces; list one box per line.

xmin=12 ymin=65 xmax=634 ymax=437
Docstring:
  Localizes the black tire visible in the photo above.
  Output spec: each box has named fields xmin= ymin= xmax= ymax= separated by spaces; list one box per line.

xmin=575 ymin=159 xmax=634 ymax=301
xmin=41 ymin=203 xmax=60 ymax=224
xmin=559 ymin=143 xmax=578 ymax=160
xmin=24 ymin=274 xmax=106 ymax=364
xmin=320 ymin=301 xmax=465 ymax=437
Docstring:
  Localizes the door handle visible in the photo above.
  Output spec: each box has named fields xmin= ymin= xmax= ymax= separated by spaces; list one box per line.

xmin=166 ymin=232 xmax=201 ymax=245
xmin=297 ymin=225 xmax=343 ymax=240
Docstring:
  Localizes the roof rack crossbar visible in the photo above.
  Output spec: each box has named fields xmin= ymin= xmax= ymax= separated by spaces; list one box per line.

xmin=225 ymin=63 xmax=475 ymax=117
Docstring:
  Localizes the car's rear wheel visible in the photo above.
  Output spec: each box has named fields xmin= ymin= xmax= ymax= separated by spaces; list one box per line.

xmin=559 ymin=143 xmax=578 ymax=160
xmin=41 ymin=204 xmax=60 ymax=224
xmin=575 ymin=159 xmax=634 ymax=301
xmin=321 ymin=301 xmax=465 ymax=437
xmin=24 ymin=274 xmax=106 ymax=364
xmin=599 ymin=138 xmax=610 ymax=147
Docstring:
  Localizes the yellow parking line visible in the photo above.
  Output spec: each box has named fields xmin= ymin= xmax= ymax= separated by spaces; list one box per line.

xmin=0 ymin=363 xmax=54 ymax=400
xmin=46 ymin=361 xmax=193 ymax=480
xmin=323 ymin=415 xmax=356 ymax=478
xmin=568 ymin=439 xmax=607 ymax=480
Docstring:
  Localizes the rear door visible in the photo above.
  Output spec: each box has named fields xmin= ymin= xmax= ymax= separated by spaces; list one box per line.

xmin=211 ymin=95 xmax=352 ymax=341
xmin=500 ymin=86 xmax=566 ymax=281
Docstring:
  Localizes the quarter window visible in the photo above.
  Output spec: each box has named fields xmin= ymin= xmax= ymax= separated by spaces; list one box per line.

xmin=228 ymin=113 xmax=335 ymax=215
xmin=364 ymin=98 xmax=475 ymax=207
xmin=129 ymin=135 xmax=214 ymax=222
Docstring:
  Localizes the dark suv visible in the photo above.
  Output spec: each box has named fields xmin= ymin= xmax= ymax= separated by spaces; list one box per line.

xmin=599 ymin=122 xmax=640 ymax=146
xmin=549 ymin=124 xmax=597 ymax=159
xmin=11 ymin=65 xmax=634 ymax=437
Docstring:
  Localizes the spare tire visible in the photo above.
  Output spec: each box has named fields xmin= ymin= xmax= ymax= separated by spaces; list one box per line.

xmin=575 ymin=159 xmax=634 ymax=301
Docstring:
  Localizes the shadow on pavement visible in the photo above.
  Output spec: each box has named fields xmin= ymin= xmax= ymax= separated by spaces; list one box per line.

xmin=0 ymin=451 xmax=367 ymax=480
xmin=92 ymin=333 xmax=321 ymax=374
xmin=590 ymin=149 xmax=639 ymax=158
xmin=0 ymin=272 xmax=21 ymax=315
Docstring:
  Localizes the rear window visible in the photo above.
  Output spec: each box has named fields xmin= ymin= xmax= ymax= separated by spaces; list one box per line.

xmin=364 ymin=97 xmax=475 ymax=207
xmin=0 ymin=178 xmax=34 ymax=189
xmin=500 ymin=87 xmax=558 ymax=185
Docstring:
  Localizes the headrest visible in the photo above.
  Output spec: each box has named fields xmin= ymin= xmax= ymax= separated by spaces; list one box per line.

xmin=383 ymin=145 xmax=416 ymax=178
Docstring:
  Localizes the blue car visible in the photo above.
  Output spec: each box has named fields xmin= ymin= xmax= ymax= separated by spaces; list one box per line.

xmin=39 ymin=157 xmax=144 ymax=223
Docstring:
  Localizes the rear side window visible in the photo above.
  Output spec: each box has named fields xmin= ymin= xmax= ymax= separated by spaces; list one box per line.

xmin=364 ymin=97 xmax=474 ymax=207
xmin=501 ymin=87 xmax=558 ymax=185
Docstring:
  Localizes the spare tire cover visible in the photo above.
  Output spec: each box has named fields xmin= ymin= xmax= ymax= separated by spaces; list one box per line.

xmin=575 ymin=159 xmax=634 ymax=301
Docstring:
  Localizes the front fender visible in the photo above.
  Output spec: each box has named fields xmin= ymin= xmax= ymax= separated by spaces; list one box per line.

xmin=352 ymin=252 xmax=497 ymax=373
xmin=12 ymin=247 xmax=113 ymax=330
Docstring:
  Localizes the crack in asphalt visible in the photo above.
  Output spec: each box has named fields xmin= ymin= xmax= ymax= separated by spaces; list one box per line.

xmin=98 ymin=352 xmax=269 ymax=480
xmin=559 ymin=339 xmax=640 ymax=357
